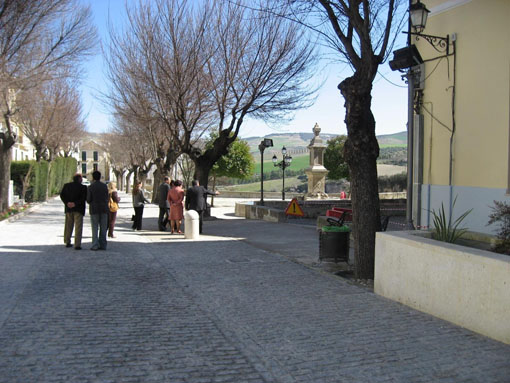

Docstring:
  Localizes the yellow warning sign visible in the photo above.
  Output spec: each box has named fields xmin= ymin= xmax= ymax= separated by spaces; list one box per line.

xmin=285 ymin=198 xmax=305 ymax=217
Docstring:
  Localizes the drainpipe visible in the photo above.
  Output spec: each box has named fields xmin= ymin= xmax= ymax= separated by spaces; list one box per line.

xmin=405 ymin=0 xmax=415 ymax=230
xmin=414 ymin=113 xmax=424 ymax=228
xmin=406 ymin=71 xmax=415 ymax=230
xmin=448 ymin=39 xmax=457 ymax=219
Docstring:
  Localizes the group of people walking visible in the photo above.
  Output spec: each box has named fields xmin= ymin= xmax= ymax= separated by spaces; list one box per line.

xmin=60 ymin=170 xmax=118 ymax=251
xmin=156 ymin=177 xmax=185 ymax=233
xmin=60 ymin=171 xmax=219 ymax=251
xmin=157 ymin=177 xmax=217 ymax=234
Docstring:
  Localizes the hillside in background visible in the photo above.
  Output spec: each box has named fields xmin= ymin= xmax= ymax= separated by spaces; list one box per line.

xmin=376 ymin=131 xmax=408 ymax=147
xmin=243 ymin=131 xmax=407 ymax=159
xmin=220 ymin=131 xmax=407 ymax=192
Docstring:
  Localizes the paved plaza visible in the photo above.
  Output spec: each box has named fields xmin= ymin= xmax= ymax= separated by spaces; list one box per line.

xmin=0 ymin=194 xmax=509 ymax=383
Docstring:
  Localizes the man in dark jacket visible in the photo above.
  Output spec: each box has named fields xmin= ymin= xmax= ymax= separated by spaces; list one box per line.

xmin=60 ymin=173 xmax=88 ymax=250
xmin=86 ymin=170 xmax=109 ymax=250
xmin=185 ymin=180 xmax=219 ymax=234
xmin=157 ymin=176 xmax=171 ymax=231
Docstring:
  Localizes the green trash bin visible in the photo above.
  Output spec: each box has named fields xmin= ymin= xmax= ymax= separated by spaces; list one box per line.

xmin=319 ymin=225 xmax=350 ymax=263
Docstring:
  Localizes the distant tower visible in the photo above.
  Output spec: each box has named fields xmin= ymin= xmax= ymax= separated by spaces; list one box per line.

xmin=305 ymin=123 xmax=328 ymax=199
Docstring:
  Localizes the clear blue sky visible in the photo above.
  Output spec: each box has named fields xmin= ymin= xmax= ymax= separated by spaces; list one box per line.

xmin=80 ymin=0 xmax=408 ymax=138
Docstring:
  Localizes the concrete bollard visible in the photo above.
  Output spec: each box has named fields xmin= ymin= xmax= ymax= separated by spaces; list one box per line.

xmin=184 ymin=210 xmax=200 ymax=239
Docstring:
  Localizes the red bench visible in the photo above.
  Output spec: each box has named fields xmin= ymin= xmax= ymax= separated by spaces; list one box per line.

xmin=326 ymin=207 xmax=352 ymax=222
xmin=326 ymin=208 xmax=392 ymax=231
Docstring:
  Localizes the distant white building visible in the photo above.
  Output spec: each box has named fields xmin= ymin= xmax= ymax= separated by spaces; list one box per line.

xmin=5 ymin=123 xmax=37 ymax=161
xmin=78 ymin=139 xmax=112 ymax=182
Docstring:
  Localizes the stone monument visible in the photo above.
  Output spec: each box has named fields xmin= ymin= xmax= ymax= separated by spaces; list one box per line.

xmin=305 ymin=123 xmax=328 ymax=200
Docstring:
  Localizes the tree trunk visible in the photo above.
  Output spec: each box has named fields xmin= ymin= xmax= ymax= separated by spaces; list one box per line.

xmin=45 ymin=160 xmax=51 ymax=200
xmin=126 ymin=170 xmax=134 ymax=193
xmin=193 ymin=130 xmax=234 ymax=189
xmin=113 ymin=169 xmax=121 ymax=189
xmin=194 ymin=161 xmax=213 ymax=190
xmin=0 ymin=120 xmax=16 ymax=211
xmin=340 ymin=76 xmax=381 ymax=280
xmin=34 ymin=141 xmax=45 ymax=162
xmin=0 ymin=145 xmax=13 ymax=212
xmin=152 ymin=168 xmax=162 ymax=203
xmin=211 ymin=175 xmax=216 ymax=207
xmin=118 ymin=170 xmax=126 ymax=191
xmin=20 ymin=163 xmax=35 ymax=202
xmin=151 ymin=154 xmax=176 ymax=203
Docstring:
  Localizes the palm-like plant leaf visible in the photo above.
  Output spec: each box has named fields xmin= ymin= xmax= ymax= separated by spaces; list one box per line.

xmin=430 ymin=196 xmax=472 ymax=243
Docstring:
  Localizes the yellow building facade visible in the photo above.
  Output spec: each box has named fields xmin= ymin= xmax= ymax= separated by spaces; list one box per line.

xmin=412 ymin=0 xmax=510 ymax=234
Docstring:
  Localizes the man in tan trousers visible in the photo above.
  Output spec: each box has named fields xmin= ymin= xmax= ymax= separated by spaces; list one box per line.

xmin=60 ymin=173 xmax=88 ymax=250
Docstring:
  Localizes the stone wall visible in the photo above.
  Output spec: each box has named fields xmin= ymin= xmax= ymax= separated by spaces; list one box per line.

xmin=259 ymin=199 xmax=406 ymax=219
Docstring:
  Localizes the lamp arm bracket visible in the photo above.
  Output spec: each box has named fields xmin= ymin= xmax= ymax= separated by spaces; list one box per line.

xmin=404 ymin=31 xmax=450 ymax=54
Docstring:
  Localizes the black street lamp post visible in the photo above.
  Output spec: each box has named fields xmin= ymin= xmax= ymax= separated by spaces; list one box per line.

xmin=258 ymin=138 xmax=273 ymax=205
xmin=272 ymin=146 xmax=293 ymax=201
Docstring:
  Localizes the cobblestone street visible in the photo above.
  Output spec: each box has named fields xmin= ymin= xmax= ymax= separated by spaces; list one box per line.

xmin=1 ymin=195 xmax=509 ymax=383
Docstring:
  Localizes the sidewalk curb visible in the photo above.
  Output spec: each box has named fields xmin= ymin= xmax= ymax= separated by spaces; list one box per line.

xmin=0 ymin=200 xmax=48 ymax=226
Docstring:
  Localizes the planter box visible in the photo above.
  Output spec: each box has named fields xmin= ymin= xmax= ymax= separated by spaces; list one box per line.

xmin=319 ymin=231 xmax=350 ymax=263
xmin=374 ymin=231 xmax=510 ymax=345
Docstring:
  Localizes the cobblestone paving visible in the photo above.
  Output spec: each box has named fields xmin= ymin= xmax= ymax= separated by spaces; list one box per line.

xmin=0 ymin=197 xmax=509 ymax=383
xmin=154 ymin=240 xmax=510 ymax=383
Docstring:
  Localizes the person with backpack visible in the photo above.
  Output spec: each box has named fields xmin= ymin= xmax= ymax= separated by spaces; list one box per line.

xmin=107 ymin=181 xmax=121 ymax=238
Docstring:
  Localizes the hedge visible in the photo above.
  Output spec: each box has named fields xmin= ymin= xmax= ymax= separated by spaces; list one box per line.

xmin=49 ymin=157 xmax=77 ymax=196
xmin=378 ymin=172 xmax=407 ymax=192
xmin=10 ymin=157 xmax=77 ymax=202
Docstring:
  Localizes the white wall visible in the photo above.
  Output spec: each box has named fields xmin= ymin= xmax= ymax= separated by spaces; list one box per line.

xmin=375 ymin=231 xmax=510 ymax=344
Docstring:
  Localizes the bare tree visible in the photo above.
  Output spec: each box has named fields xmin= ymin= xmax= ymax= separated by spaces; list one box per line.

xmin=56 ymin=116 xmax=87 ymax=159
xmin=0 ymin=0 xmax=97 ymax=211
xmin=14 ymin=78 xmax=86 ymax=161
xmin=270 ymin=0 xmax=406 ymax=279
xmin=100 ymin=132 xmax=131 ymax=191
xmin=105 ymin=81 xmax=181 ymax=199
xmin=103 ymin=3 xmax=189 ymax=197
xmin=191 ymin=0 xmax=318 ymax=186
xmin=110 ymin=117 xmax=154 ymax=190
xmin=178 ymin=154 xmax=196 ymax=189
xmin=104 ymin=0 xmax=317 ymax=188
xmin=46 ymin=84 xmax=87 ymax=160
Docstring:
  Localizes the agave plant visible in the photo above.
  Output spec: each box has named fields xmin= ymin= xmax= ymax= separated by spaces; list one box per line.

xmin=430 ymin=196 xmax=472 ymax=243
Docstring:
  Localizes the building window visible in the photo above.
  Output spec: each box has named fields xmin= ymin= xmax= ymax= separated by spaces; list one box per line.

xmin=93 ymin=163 xmax=98 ymax=171
xmin=82 ymin=163 xmax=87 ymax=174
xmin=82 ymin=151 xmax=86 ymax=161
xmin=93 ymin=151 xmax=98 ymax=161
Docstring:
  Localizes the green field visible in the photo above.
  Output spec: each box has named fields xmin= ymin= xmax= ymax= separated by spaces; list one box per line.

xmin=222 ymin=176 xmax=303 ymax=192
xmin=379 ymin=144 xmax=407 ymax=148
xmin=221 ymin=164 xmax=406 ymax=193
xmin=254 ymin=154 xmax=309 ymax=174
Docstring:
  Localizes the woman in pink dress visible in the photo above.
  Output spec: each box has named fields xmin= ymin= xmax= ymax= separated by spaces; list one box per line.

xmin=167 ymin=179 xmax=184 ymax=234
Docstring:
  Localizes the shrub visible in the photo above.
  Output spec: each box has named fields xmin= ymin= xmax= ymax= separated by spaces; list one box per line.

xmin=11 ymin=161 xmax=33 ymax=199
xmin=11 ymin=157 xmax=77 ymax=202
xmin=33 ymin=160 xmax=49 ymax=201
xmin=378 ymin=172 xmax=407 ymax=192
xmin=430 ymin=196 xmax=472 ymax=243
xmin=488 ymin=200 xmax=510 ymax=255
xmin=49 ymin=157 xmax=77 ymax=196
